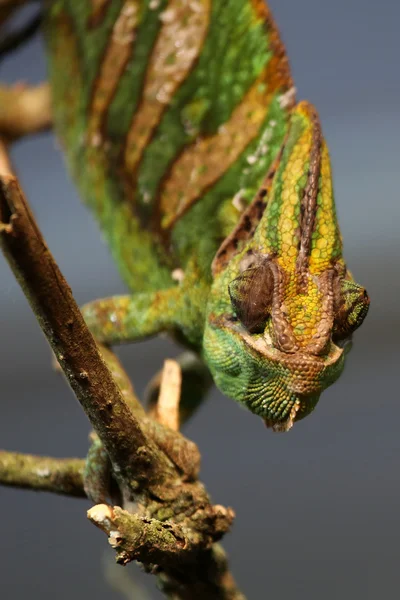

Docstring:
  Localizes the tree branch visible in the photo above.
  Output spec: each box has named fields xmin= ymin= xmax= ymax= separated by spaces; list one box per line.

xmin=158 ymin=544 xmax=247 ymax=600
xmin=0 ymin=9 xmax=42 ymax=60
xmin=0 ymin=174 xmax=175 ymax=495
xmin=0 ymin=151 xmax=244 ymax=598
xmin=0 ymin=450 xmax=85 ymax=497
xmin=0 ymin=1 xmax=39 ymax=39
xmin=89 ymin=504 xmax=245 ymax=600
xmin=93 ymin=344 xmax=201 ymax=480
xmin=88 ymin=503 xmax=193 ymax=567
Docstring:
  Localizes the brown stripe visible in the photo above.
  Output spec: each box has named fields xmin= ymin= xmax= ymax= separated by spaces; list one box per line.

xmin=157 ymin=0 xmax=294 ymax=233
xmin=88 ymin=0 xmax=112 ymax=28
xmin=123 ymin=0 xmax=211 ymax=184
xmin=306 ymin=270 xmax=335 ymax=355
xmin=87 ymin=1 xmax=140 ymax=144
xmin=158 ymin=63 xmax=283 ymax=232
xmin=212 ymin=148 xmax=284 ymax=276
xmin=295 ymin=107 xmax=323 ymax=289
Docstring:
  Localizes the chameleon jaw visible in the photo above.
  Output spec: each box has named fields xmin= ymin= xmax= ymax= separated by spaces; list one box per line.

xmin=238 ymin=325 xmax=345 ymax=429
xmin=264 ymin=399 xmax=301 ymax=432
xmin=205 ymin=314 xmax=346 ymax=431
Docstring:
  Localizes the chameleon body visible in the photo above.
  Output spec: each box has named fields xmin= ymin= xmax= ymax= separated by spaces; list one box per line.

xmin=43 ymin=0 xmax=369 ymax=432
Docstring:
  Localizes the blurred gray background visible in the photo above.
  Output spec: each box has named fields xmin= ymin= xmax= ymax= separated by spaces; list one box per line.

xmin=1 ymin=1 xmax=399 ymax=598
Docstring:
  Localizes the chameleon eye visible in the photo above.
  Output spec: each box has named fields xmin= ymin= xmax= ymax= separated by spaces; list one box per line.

xmin=228 ymin=262 xmax=273 ymax=334
xmin=333 ymin=279 xmax=370 ymax=342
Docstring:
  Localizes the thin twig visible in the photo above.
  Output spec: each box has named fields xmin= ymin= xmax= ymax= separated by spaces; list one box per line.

xmin=0 ymin=450 xmax=85 ymax=497
xmin=0 ymin=137 xmax=12 ymax=175
xmin=155 ymin=359 xmax=182 ymax=431
xmin=0 ymin=1 xmax=37 ymax=31
xmin=0 ymin=83 xmax=52 ymax=140
xmin=0 ymin=10 xmax=42 ymax=60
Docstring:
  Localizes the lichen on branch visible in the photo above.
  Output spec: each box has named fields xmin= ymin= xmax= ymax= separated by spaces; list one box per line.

xmin=0 ymin=450 xmax=85 ymax=497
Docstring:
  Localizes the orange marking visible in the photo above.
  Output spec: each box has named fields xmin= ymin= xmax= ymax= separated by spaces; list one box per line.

xmin=124 ymin=0 xmax=211 ymax=181
xmin=159 ymin=67 xmax=279 ymax=230
xmin=275 ymin=125 xmax=313 ymax=270
xmin=87 ymin=1 xmax=140 ymax=143
xmin=250 ymin=0 xmax=294 ymax=95
xmin=157 ymin=0 xmax=294 ymax=231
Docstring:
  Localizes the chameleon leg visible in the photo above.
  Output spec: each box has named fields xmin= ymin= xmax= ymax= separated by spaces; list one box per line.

xmin=82 ymin=289 xmax=210 ymax=422
xmin=146 ymin=352 xmax=213 ymax=426
xmin=84 ymin=432 xmax=123 ymax=505
xmin=83 ymin=433 xmax=112 ymax=504
xmin=81 ymin=287 xmax=186 ymax=345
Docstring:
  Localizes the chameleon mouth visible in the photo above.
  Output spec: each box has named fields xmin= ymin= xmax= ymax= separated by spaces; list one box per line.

xmin=234 ymin=326 xmax=345 ymax=431
xmin=264 ymin=400 xmax=301 ymax=432
xmin=263 ymin=393 xmax=320 ymax=432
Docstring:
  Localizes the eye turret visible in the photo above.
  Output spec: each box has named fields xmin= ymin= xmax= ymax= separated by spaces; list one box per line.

xmin=228 ymin=261 xmax=273 ymax=334
xmin=333 ymin=278 xmax=370 ymax=342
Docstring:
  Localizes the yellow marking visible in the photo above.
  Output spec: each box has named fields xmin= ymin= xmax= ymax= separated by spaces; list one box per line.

xmin=87 ymin=1 xmax=140 ymax=143
xmin=281 ymin=274 xmax=324 ymax=346
xmin=159 ymin=67 xmax=278 ymax=229
xmin=276 ymin=125 xmax=313 ymax=270
xmin=124 ymin=0 xmax=211 ymax=181
xmin=309 ymin=142 xmax=340 ymax=274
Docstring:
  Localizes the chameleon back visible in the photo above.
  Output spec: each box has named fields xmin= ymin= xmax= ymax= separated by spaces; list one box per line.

xmin=44 ymin=0 xmax=294 ymax=294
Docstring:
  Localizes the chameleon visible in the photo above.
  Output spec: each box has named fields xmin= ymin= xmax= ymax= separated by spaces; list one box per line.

xmin=43 ymin=0 xmax=369 ymax=433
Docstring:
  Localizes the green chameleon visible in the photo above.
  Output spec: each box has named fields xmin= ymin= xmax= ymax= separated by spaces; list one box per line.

xmin=44 ymin=0 xmax=369 ymax=433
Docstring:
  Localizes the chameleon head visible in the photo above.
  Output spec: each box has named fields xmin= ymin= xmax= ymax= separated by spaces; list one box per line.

xmin=203 ymin=102 xmax=369 ymax=431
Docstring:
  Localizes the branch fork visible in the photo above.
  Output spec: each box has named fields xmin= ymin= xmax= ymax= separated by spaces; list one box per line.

xmin=0 ymin=140 xmax=243 ymax=597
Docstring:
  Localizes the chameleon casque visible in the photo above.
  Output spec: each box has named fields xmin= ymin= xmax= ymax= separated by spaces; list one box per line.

xmin=43 ymin=0 xmax=369 ymax=433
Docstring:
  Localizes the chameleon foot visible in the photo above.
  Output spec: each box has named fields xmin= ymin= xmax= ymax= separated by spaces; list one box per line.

xmin=84 ymin=433 xmax=116 ymax=505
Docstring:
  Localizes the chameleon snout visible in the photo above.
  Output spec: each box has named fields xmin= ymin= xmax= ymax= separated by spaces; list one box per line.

xmin=257 ymin=344 xmax=346 ymax=431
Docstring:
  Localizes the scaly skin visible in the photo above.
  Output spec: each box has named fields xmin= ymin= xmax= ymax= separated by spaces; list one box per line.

xmin=205 ymin=103 xmax=369 ymax=430
xmin=43 ymin=0 xmax=369 ymax=432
